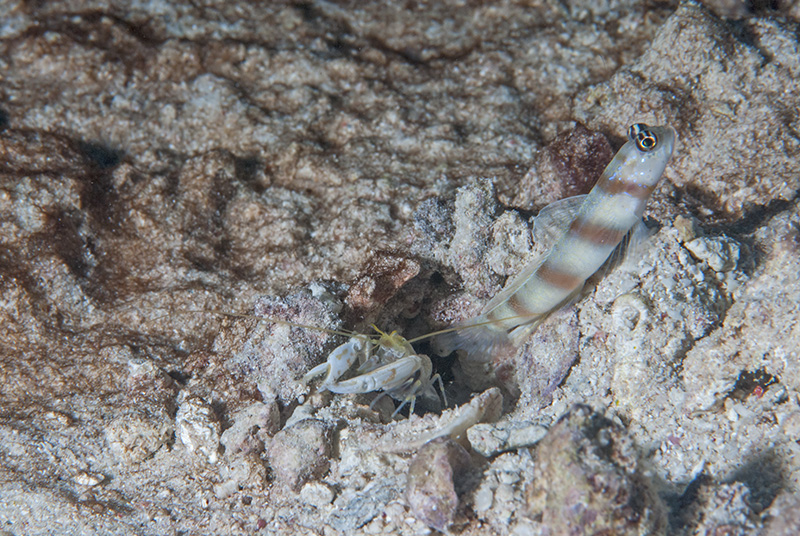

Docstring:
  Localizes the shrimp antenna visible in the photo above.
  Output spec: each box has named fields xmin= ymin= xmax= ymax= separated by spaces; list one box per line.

xmin=142 ymin=306 xmax=538 ymax=347
xmin=142 ymin=307 xmax=372 ymax=341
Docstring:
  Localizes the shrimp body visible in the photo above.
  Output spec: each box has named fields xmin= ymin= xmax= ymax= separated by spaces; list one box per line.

xmin=302 ymin=337 xmax=367 ymax=386
xmin=460 ymin=124 xmax=676 ymax=345
xmin=304 ymin=326 xmax=445 ymax=416
xmin=325 ymin=353 xmax=432 ymax=395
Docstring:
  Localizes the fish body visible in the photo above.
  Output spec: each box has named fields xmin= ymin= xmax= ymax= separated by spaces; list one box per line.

xmin=451 ymin=123 xmax=677 ymax=348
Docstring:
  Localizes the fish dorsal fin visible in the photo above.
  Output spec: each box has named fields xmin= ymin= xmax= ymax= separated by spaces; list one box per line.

xmin=531 ymin=194 xmax=587 ymax=251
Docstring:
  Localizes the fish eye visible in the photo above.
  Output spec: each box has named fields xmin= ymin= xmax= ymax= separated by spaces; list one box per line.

xmin=628 ymin=123 xmax=658 ymax=152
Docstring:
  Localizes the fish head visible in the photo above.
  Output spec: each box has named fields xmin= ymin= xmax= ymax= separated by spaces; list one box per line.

xmin=621 ymin=123 xmax=677 ymax=187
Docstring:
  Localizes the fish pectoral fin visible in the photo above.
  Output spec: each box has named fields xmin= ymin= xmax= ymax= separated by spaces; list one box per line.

xmin=598 ymin=218 xmax=653 ymax=278
xmin=617 ymin=218 xmax=654 ymax=271
xmin=508 ymin=315 xmax=547 ymax=346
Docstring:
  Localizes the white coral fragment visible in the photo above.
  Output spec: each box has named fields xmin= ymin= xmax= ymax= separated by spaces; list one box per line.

xmin=176 ymin=396 xmax=221 ymax=464
xmin=684 ymin=236 xmax=740 ymax=272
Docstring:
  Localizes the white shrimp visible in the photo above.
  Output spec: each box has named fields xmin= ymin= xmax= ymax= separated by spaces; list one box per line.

xmin=304 ymin=326 xmax=447 ymax=417
xmin=170 ymin=306 xmax=454 ymax=417
xmin=302 ymin=337 xmax=367 ymax=387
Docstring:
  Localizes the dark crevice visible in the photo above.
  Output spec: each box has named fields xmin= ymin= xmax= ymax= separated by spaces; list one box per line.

xmin=673 ymin=186 xmax=799 ymax=237
xmin=724 ymin=197 xmax=797 ymax=236
xmin=46 ymin=208 xmax=92 ymax=280
xmin=726 ymin=368 xmax=779 ymax=402
xmin=234 ymin=156 xmax=263 ymax=193
xmin=74 ymin=138 xmax=126 ymax=237
xmin=667 ymin=472 xmax=710 ymax=531
xmin=294 ymin=2 xmax=320 ymax=24
xmin=747 ymin=0 xmax=782 ymax=14
xmin=78 ymin=141 xmax=123 ymax=169
xmin=727 ymin=452 xmax=786 ymax=513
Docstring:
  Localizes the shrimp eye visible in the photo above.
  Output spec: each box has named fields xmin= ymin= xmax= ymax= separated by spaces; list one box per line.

xmin=628 ymin=123 xmax=658 ymax=152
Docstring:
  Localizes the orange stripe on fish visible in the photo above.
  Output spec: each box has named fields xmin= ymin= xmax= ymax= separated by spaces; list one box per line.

xmin=596 ymin=176 xmax=658 ymax=199
xmin=569 ymin=217 xmax=628 ymax=246
xmin=535 ymin=262 xmax=585 ymax=290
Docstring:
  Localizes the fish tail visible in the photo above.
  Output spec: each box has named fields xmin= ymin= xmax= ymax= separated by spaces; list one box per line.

xmin=431 ymin=317 xmax=510 ymax=361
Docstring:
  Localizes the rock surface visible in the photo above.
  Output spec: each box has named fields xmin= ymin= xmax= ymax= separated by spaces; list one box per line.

xmin=2 ymin=1 xmax=800 ymax=535
xmin=525 ymin=405 xmax=667 ymax=536
xmin=405 ymin=437 xmax=471 ymax=532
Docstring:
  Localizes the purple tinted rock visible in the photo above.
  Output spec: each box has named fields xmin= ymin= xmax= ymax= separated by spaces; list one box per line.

xmin=406 ymin=437 xmax=472 ymax=532
xmin=527 ymin=404 xmax=667 ymax=536
xmin=267 ymin=419 xmax=333 ymax=492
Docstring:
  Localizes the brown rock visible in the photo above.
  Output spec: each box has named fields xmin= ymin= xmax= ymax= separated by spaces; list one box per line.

xmin=512 ymin=124 xmax=615 ymax=210
xmin=220 ymin=401 xmax=280 ymax=459
xmin=345 ymin=252 xmax=421 ymax=318
xmin=762 ymin=492 xmax=800 ymax=536
xmin=406 ymin=437 xmax=472 ymax=532
xmin=267 ymin=419 xmax=333 ymax=492
xmin=526 ymin=404 xmax=667 ymax=536
xmin=679 ymin=480 xmax=760 ymax=535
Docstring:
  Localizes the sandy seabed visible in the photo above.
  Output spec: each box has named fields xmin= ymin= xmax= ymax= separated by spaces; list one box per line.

xmin=1 ymin=1 xmax=800 ymax=534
